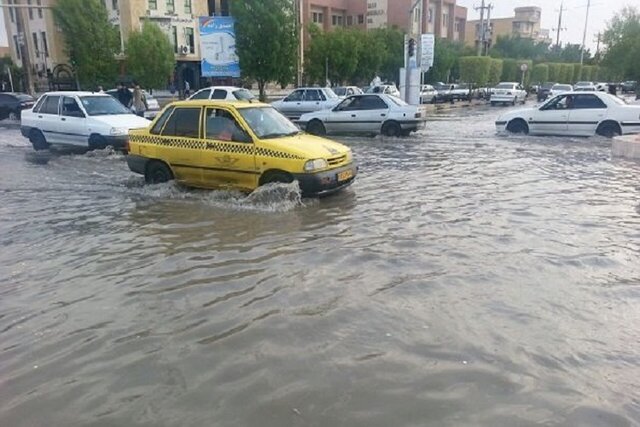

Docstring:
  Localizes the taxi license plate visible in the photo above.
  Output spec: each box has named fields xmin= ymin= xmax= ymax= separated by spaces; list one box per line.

xmin=337 ymin=170 xmax=353 ymax=182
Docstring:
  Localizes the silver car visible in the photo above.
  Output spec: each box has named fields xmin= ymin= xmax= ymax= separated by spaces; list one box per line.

xmin=271 ymin=87 xmax=340 ymax=120
xmin=298 ymin=93 xmax=426 ymax=137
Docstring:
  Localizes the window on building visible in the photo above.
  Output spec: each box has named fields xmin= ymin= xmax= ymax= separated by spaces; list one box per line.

xmin=37 ymin=0 xmax=42 ymax=18
xmin=312 ymin=12 xmax=323 ymax=24
xmin=171 ymin=26 xmax=177 ymax=53
xmin=184 ymin=0 xmax=192 ymax=14
xmin=32 ymin=33 xmax=39 ymax=56
xmin=13 ymin=35 xmax=20 ymax=59
xmin=347 ymin=16 xmax=353 ymax=26
xmin=207 ymin=0 xmax=216 ymax=16
xmin=27 ymin=0 xmax=33 ymax=20
xmin=221 ymin=0 xmax=229 ymax=16
xmin=428 ymin=8 xmax=433 ymax=23
xmin=337 ymin=15 xmax=343 ymax=25
xmin=41 ymin=32 xmax=49 ymax=57
xmin=112 ymin=0 xmax=118 ymax=9
xmin=358 ymin=14 xmax=364 ymax=24
xmin=443 ymin=13 xmax=449 ymax=26
xmin=167 ymin=0 xmax=174 ymax=13
xmin=185 ymin=27 xmax=195 ymax=53
xmin=149 ymin=0 xmax=157 ymax=9
xmin=332 ymin=15 xmax=343 ymax=26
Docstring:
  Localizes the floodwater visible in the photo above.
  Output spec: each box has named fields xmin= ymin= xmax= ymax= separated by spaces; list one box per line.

xmin=1 ymin=104 xmax=639 ymax=426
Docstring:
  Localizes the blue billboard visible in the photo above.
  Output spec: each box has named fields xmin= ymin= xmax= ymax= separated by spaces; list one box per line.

xmin=199 ymin=16 xmax=240 ymax=78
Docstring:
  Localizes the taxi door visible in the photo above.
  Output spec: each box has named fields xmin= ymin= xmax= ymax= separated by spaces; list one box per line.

xmin=200 ymin=107 xmax=258 ymax=191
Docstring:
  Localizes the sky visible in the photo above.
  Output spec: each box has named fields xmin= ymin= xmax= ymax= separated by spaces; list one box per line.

xmin=457 ymin=0 xmax=635 ymax=50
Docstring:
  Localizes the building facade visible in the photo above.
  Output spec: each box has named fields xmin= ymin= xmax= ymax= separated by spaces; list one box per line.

xmin=465 ymin=6 xmax=552 ymax=50
xmin=3 ymin=0 xmax=233 ymax=92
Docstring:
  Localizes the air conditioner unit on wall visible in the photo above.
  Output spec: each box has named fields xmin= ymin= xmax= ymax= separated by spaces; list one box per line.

xmin=179 ymin=45 xmax=189 ymax=55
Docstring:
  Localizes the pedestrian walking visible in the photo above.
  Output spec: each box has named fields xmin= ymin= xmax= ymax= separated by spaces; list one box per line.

xmin=132 ymin=83 xmax=148 ymax=118
xmin=184 ymin=80 xmax=191 ymax=97
xmin=97 ymin=85 xmax=104 ymax=94
xmin=116 ymin=83 xmax=132 ymax=108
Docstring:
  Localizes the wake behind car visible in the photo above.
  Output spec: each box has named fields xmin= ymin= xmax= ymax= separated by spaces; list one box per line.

xmin=490 ymin=82 xmax=527 ymax=106
xmin=495 ymin=91 xmax=640 ymax=137
xmin=21 ymin=91 xmax=150 ymax=151
xmin=126 ymin=100 xmax=357 ymax=196
xmin=271 ymin=87 xmax=340 ymax=120
xmin=298 ymin=93 xmax=426 ymax=137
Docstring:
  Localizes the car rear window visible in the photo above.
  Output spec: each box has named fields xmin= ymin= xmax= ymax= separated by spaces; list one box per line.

xmin=496 ymin=83 xmax=515 ymax=89
xmin=232 ymin=89 xmax=255 ymax=101
xmin=211 ymin=89 xmax=228 ymax=100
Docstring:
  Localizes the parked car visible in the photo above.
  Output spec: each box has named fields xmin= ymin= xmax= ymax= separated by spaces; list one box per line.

xmin=574 ymin=81 xmax=595 ymax=90
xmin=490 ymin=82 xmax=527 ymax=106
xmin=595 ymin=82 xmax=609 ymax=92
xmin=21 ymin=91 xmax=150 ymax=151
xmin=495 ymin=91 xmax=640 ymax=137
xmin=574 ymin=85 xmax=597 ymax=92
xmin=365 ymin=84 xmax=401 ymax=98
xmin=333 ymin=86 xmax=363 ymax=98
xmin=620 ymin=81 xmax=637 ymax=94
xmin=271 ymin=87 xmax=340 ymax=120
xmin=537 ymin=82 xmax=557 ymax=102
xmin=106 ymin=88 xmax=160 ymax=119
xmin=297 ymin=93 xmax=426 ymax=137
xmin=450 ymin=83 xmax=473 ymax=101
xmin=0 ymin=92 xmax=35 ymax=121
xmin=420 ymin=85 xmax=438 ymax=104
xmin=433 ymin=83 xmax=453 ymax=102
xmin=126 ymin=100 xmax=357 ymax=196
xmin=548 ymin=84 xmax=574 ymax=98
xmin=188 ymin=86 xmax=256 ymax=102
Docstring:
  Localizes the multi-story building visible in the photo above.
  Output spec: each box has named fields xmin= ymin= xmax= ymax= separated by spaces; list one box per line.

xmin=465 ymin=6 xmax=552 ymax=51
xmin=301 ymin=0 xmax=466 ymax=39
xmin=3 ymin=0 xmax=232 ymax=92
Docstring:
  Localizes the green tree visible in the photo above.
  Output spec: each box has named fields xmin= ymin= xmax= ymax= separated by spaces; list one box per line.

xmin=305 ymin=28 xmax=360 ymax=85
xmin=548 ymin=63 xmax=562 ymax=82
xmin=572 ymin=63 xmax=583 ymax=82
xmin=459 ymin=56 xmax=491 ymax=87
xmin=425 ymin=38 xmax=469 ymax=83
xmin=232 ymin=0 xmax=297 ymax=100
xmin=52 ymin=0 xmax=119 ymax=88
xmin=352 ymin=30 xmax=384 ymax=85
xmin=602 ymin=6 xmax=640 ymax=81
xmin=490 ymin=35 xmax=550 ymax=61
xmin=560 ymin=63 xmax=574 ymax=83
xmin=501 ymin=59 xmax=518 ymax=82
xmin=125 ymin=22 xmax=175 ymax=90
xmin=373 ymin=27 xmax=405 ymax=83
xmin=531 ymin=63 xmax=549 ymax=83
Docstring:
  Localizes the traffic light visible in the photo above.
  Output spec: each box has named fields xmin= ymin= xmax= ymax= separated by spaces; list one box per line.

xmin=408 ymin=38 xmax=416 ymax=58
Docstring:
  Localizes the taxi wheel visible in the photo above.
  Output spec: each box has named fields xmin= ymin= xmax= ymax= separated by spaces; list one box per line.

xmin=145 ymin=161 xmax=174 ymax=184
xmin=260 ymin=171 xmax=293 ymax=186
xmin=596 ymin=122 xmax=621 ymax=138
xmin=382 ymin=121 xmax=401 ymax=137
xmin=307 ymin=120 xmax=326 ymax=136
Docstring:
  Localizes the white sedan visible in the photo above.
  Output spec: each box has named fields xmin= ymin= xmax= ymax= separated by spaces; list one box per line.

xmin=189 ymin=86 xmax=256 ymax=102
xmin=490 ymin=82 xmax=527 ymax=106
xmin=297 ymin=93 xmax=426 ymax=137
xmin=548 ymin=84 xmax=573 ymax=98
xmin=495 ymin=91 xmax=640 ymax=137
xmin=271 ymin=87 xmax=340 ymax=120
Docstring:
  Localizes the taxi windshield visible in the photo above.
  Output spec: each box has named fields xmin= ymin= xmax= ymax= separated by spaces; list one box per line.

xmin=239 ymin=106 xmax=301 ymax=139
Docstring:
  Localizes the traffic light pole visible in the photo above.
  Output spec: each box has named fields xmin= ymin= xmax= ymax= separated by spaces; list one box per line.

xmin=404 ymin=0 xmax=422 ymax=103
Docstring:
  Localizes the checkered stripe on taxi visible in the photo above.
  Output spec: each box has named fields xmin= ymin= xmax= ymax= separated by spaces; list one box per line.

xmin=130 ymin=135 xmax=303 ymax=160
xmin=256 ymin=147 xmax=304 ymax=160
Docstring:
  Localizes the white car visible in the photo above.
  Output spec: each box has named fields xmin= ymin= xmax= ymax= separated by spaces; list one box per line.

xmin=490 ymin=82 xmax=527 ymax=106
xmin=271 ymin=87 xmax=340 ymax=120
xmin=574 ymin=81 xmax=595 ymax=90
xmin=548 ymin=84 xmax=573 ymax=98
xmin=495 ymin=91 xmax=640 ymax=137
xmin=420 ymin=85 xmax=438 ymax=103
xmin=595 ymin=82 xmax=609 ymax=92
xmin=189 ymin=86 xmax=255 ymax=102
xmin=333 ymin=86 xmax=363 ymax=98
xmin=21 ymin=91 xmax=150 ymax=151
xmin=366 ymin=84 xmax=401 ymax=98
xmin=297 ymin=93 xmax=426 ymax=137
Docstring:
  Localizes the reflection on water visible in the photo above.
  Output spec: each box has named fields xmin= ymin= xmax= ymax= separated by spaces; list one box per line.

xmin=0 ymin=108 xmax=639 ymax=427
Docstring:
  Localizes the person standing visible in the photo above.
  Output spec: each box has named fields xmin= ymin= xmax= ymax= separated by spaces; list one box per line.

xmin=184 ymin=80 xmax=191 ymax=97
xmin=116 ymin=83 xmax=132 ymax=108
xmin=132 ymin=83 xmax=148 ymax=118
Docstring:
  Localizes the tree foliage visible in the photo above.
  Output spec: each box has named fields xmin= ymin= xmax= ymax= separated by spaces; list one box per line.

xmin=459 ymin=56 xmax=492 ymax=87
xmin=232 ymin=0 xmax=297 ymax=100
xmin=125 ymin=22 xmax=175 ymax=90
xmin=531 ymin=63 xmax=549 ymax=83
xmin=425 ymin=38 xmax=472 ymax=83
xmin=602 ymin=6 xmax=640 ymax=81
xmin=52 ymin=0 xmax=119 ymax=88
xmin=547 ymin=63 xmax=562 ymax=82
xmin=489 ymin=59 xmax=503 ymax=85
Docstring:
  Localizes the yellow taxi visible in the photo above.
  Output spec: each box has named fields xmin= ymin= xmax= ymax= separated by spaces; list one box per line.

xmin=126 ymin=100 xmax=357 ymax=196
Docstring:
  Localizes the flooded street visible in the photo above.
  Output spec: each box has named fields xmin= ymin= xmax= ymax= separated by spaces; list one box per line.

xmin=1 ymin=104 xmax=640 ymax=426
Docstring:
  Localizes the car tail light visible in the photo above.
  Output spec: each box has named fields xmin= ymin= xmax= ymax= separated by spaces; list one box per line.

xmin=124 ymin=139 xmax=130 ymax=153
xmin=507 ymin=92 xmax=512 ymax=95
xmin=414 ymin=112 xmax=421 ymax=118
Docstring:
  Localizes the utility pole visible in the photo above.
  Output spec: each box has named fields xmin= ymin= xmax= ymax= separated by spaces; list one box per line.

xmin=13 ymin=1 xmax=34 ymax=95
xmin=579 ymin=0 xmax=591 ymax=65
xmin=403 ymin=0 xmax=421 ymax=103
xmin=484 ymin=4 xmax=493 ymax=56
xmin=294 ymin=0 xmax=303 ymax=87
xmin=553 ymin=1 xmax=567 ymax=48
xmin=593 ymin=32 xmax=602 ymax=59
xmin=474 ymin=1 xmax=492 ymax=56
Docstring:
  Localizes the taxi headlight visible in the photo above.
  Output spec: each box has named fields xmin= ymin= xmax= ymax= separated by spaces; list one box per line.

xmin=110 ymin=127 xmax=128 ymax=136
xmin=304 ymin=159 xmax=328 ymax=172
xmin=345 ymin=150 xmax=353 ymax=162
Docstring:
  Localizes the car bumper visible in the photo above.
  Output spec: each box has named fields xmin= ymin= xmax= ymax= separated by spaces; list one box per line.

xmin=293 ymin=163 xmax=358 ymax=196
xmin=98 ymin=135 xmax=128 ymax=149
xmin=491 ymin=95 xmax=516 ymax=102
xmin=127 ymin=154 xmax=148 ymax=175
